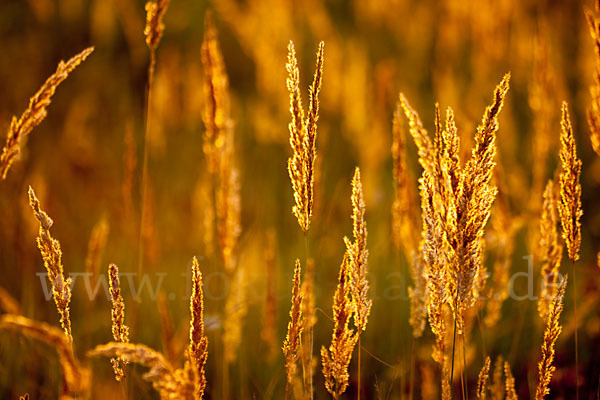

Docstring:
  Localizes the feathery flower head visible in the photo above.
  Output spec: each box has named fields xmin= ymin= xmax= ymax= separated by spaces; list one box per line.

xmin=287 ymin=41 xmax=325 ymax=233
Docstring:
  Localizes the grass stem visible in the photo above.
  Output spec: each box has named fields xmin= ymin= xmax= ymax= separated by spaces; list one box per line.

xmin=573 ymin=259 xmax=579 ymax=400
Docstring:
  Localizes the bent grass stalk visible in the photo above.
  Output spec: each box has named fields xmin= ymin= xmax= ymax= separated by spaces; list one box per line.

xmin=0 ymin=47 xmax=94 ymax=179
xmin=0 ymin=314 xmax=90 ymax=397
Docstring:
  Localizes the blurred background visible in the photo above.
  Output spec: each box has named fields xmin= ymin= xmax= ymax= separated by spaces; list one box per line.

xmin=0 ymin=0 xmax=599 ymax=398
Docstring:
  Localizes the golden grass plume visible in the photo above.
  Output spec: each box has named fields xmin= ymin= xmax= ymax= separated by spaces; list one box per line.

xmin=0 ymin=47 xmax=94 ymax=179
xmin=286 ymin=40 xmax=325 ymax=233
xmin=403 ymin=74 xmax=510 ymax=338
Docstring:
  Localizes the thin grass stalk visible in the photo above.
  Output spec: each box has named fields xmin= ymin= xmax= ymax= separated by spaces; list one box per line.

xmin=572 ymin=259 xmax=579 ymax=399
xmin=302 ymin=234 xmax=315 ymax=400
xmin=137 ymin=51 xmax=154 ymax=278
xmin=408 ymin=336 xmax=415 ymax=400
xmin=358 ymin=335 xmax=362 ymax=400
xmin=462 ymin=334 xmax=468 ymax=400
xmin=450 ymin=278 xmax=460 ymax=395
xmin=139 ymin=0 xmax=170 ymax=277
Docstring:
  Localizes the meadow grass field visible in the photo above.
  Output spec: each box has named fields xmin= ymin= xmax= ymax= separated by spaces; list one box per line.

xmin=1 ymin=0 xmax=600 ymax=399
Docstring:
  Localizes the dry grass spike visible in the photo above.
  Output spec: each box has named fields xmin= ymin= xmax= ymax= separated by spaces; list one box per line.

xmin=28 ymin=186 xmax=73 ymax=341
xmin=108 ymin=264 xmax=130 ymax=381
xmin=504 ymin=361 xmax=518 ymax=400
xmin=558 ymin=101 xmax=582 ymax=262
xmin=535 ymin=276 xmax=567 ymax=399
xmin=477 ymin=356 xmax=491 ymax=400
xmin=188 ymin=256 xmax=208 ymax=399
xmin=283 ymin=259 xmax=304 ymax=395
xmin=346 ymin=167 xmax=371 ymax=333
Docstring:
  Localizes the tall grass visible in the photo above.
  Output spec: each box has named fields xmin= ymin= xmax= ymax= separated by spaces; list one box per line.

xmin=1 ymin=2 xmax=599 ymax=399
